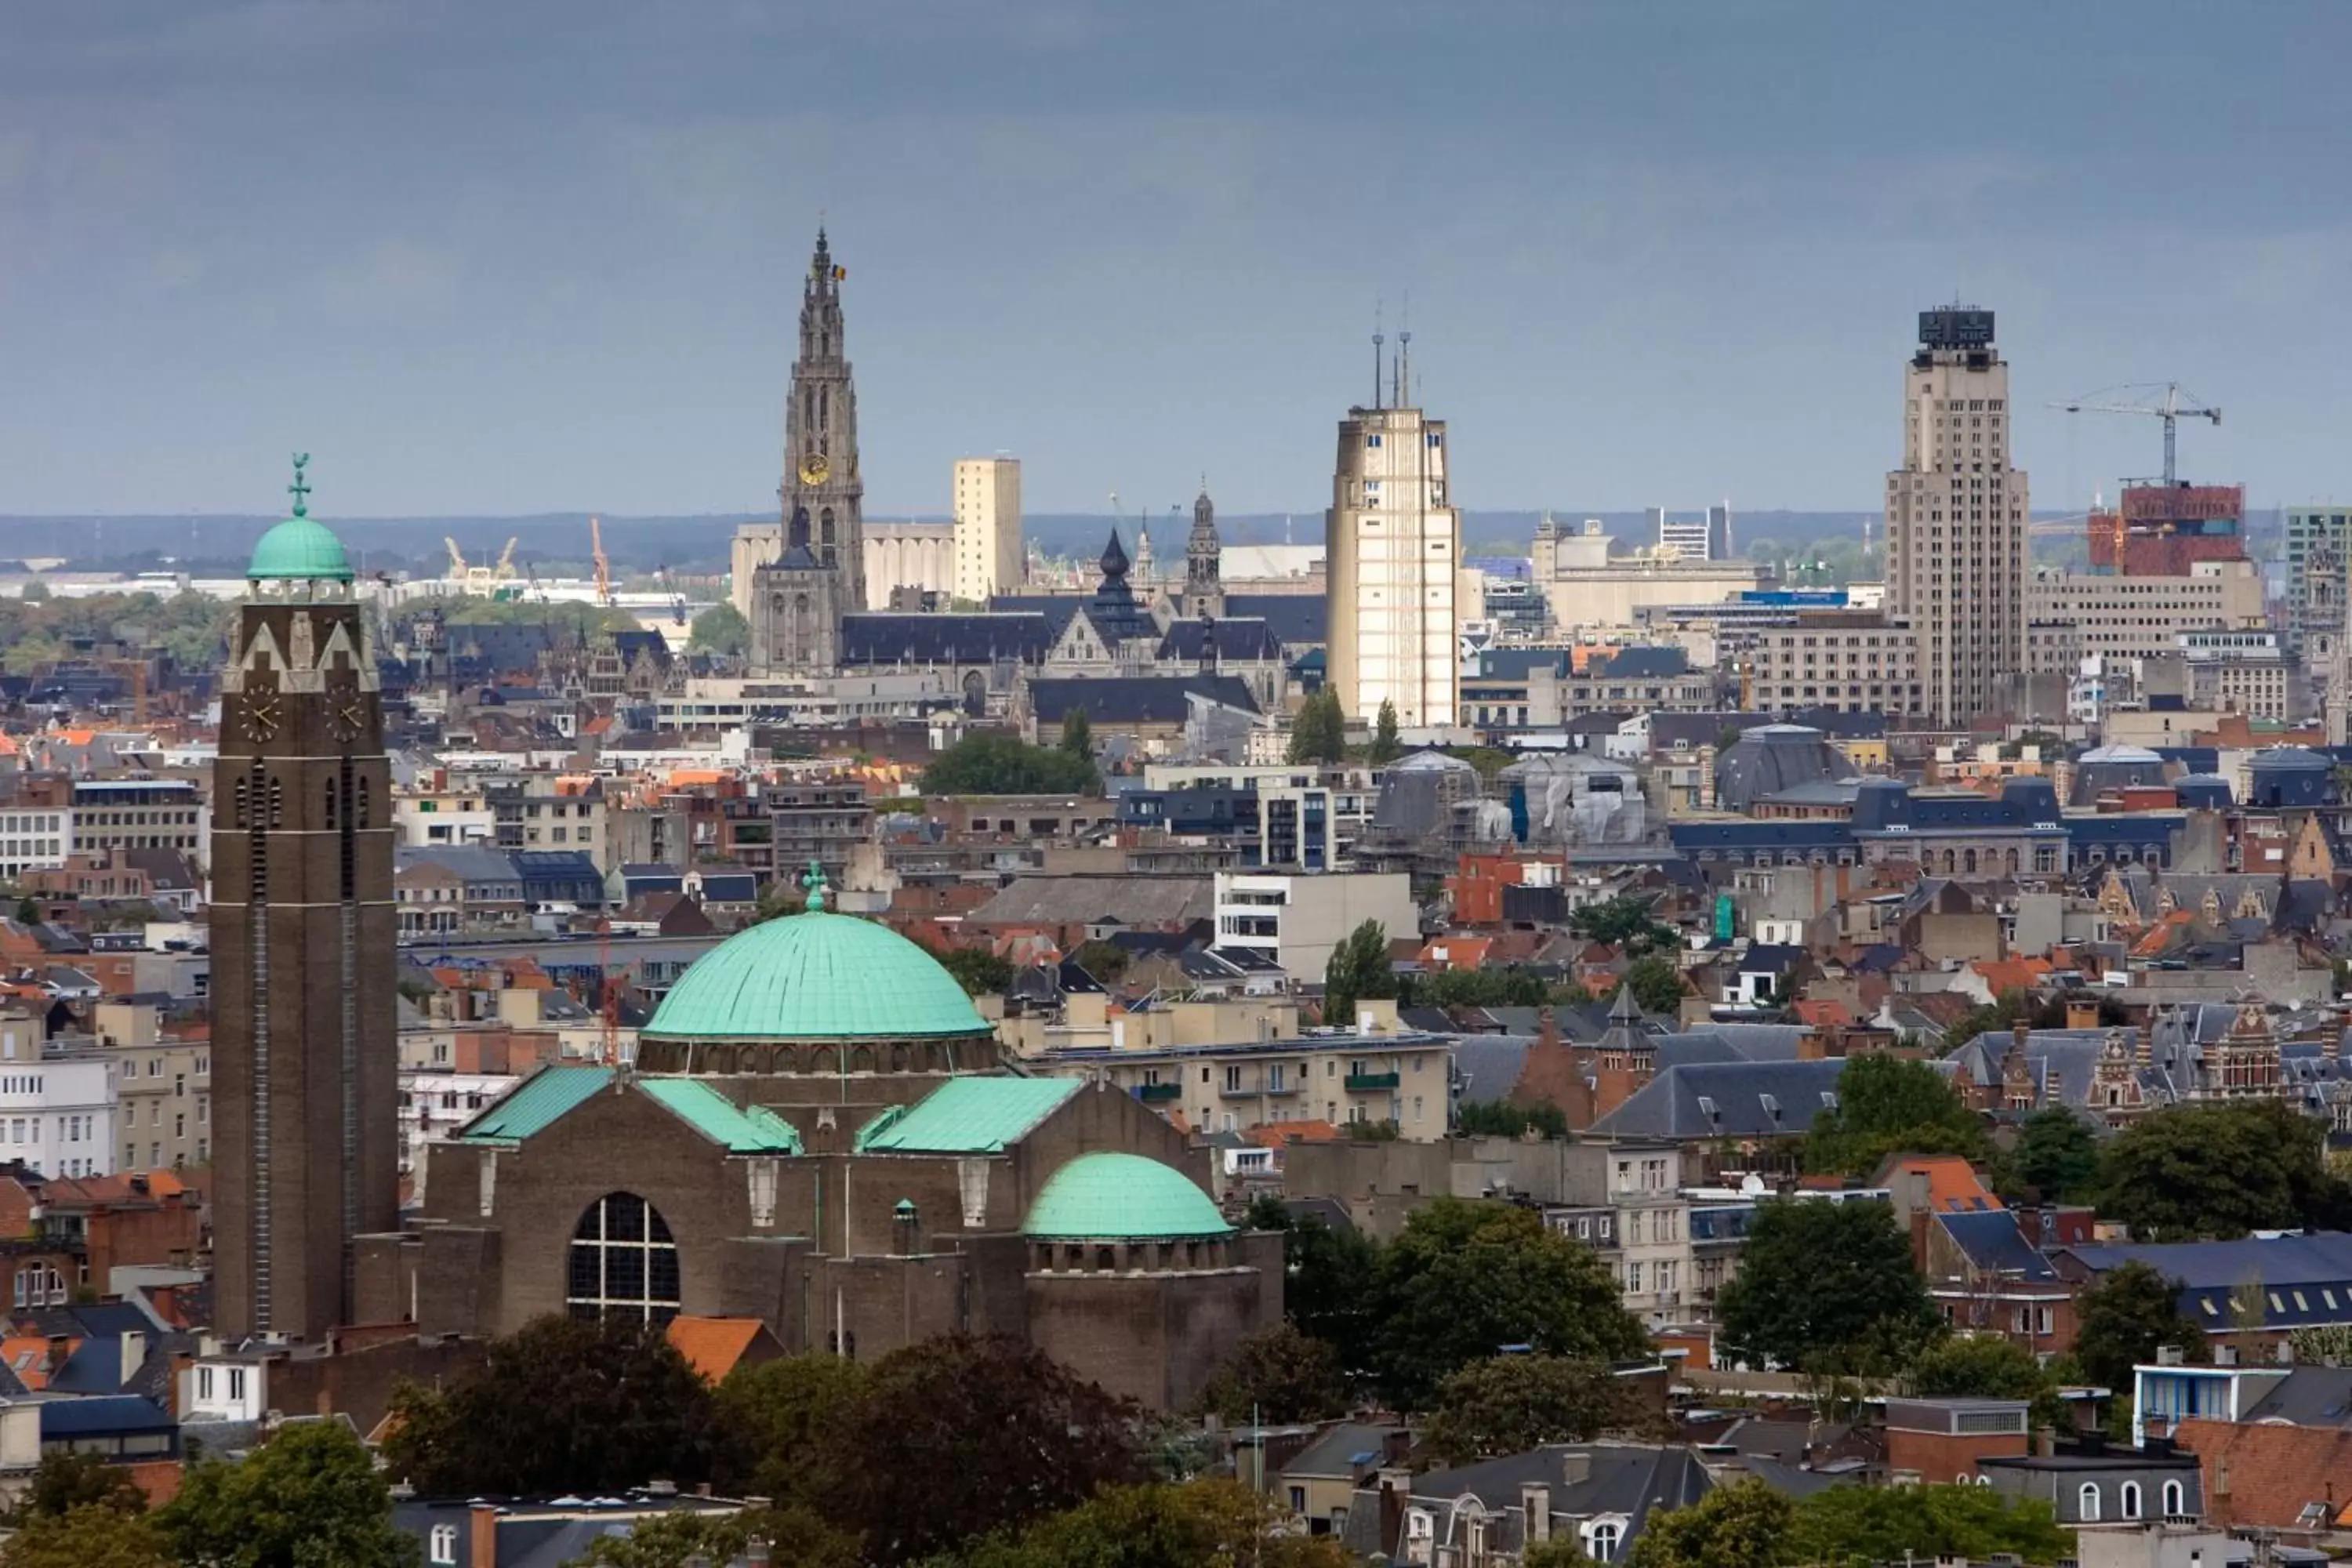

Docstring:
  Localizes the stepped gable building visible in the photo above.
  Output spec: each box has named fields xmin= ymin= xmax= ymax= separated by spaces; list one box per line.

xmin=363 ymin=872 xmax=1279 ymax=1409
xmin=750 ymin=229 xmax=867 ymax=675
xmin=212 ymin=460 xmax=400 ymax=1340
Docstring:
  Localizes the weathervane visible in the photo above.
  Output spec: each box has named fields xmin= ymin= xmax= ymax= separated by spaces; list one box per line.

xmin=288 ymin=453 xmax=312 ymax=517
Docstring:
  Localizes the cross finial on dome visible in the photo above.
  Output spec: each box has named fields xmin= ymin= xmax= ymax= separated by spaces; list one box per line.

xmin=288 ymin=452 xmax=312 ymax=518
xmin=800 ymin=858 xmax=829 ymax=913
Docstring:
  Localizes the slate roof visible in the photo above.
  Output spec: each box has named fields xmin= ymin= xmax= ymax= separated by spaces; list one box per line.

xmin=38 ymin=1395 xmax=175 ymax=1439
xmin=395 ymin=844 xmax=521 ymax=884
xmin=1453 ymin=1036 xmax=1532 ymax=1105
xmin=840 ymin=612 xmax=1055 ymax=666
xmin=1283 ymin=1421 xmax=1404 ymax=1481
xmin=1156 ymin=619 xmax=1286 ymax=662
xmin=1939 ymin=1209 xmax=2059 ymax=1281
xmin=1390 ymin=1442 xmax=1713 ymax=1563
xmin=967 ymin=875 xmax=1215 ymax=930
xmin=1590 ymin=1060 xmax=1848 ymax=1138
xmin=2238 ymin=1365 xmax=2352 ymax=1428
xmin=1595 ymin=646 xmax=1691 ymax=679
xmin=1227 ymin=594 xmax=1327 ymax=646
xmin=854 ymin=1076 xmax=1083 ymax=1154
xmin=2062 ymin=1233 xmax=2352 ymax=1329
xmin=1026 ymin=674 xmax=1261 ymax=723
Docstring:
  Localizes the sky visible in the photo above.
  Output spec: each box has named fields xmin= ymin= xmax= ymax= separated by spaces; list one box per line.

xmin=4 ymin=2 xmax=2348 ymax=525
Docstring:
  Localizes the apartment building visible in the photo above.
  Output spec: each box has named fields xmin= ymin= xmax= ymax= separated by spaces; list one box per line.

xmin=71 ymin=779 xmax=203 ymax=866
xmin=1213 ymin=869 xmax=1417 ymax=984
xmin=2025 ymin=560 xmax=2267 ymax=670
xmin=1748 ymin=613 xmax=1922 ymax=713
xmin=1033 ymin=1024 xmax=1455 ymax=1139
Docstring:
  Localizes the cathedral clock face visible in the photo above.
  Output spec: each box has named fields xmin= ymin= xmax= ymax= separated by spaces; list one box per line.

xmin=242 ymin=694 xmax=281 ymax=743
xmin=799 ymin=453 xmax=830 ymax=485
xmin=328 ymin=688 xmax=366 ymax=743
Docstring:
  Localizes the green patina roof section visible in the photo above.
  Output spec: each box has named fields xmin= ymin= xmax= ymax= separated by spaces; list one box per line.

xmin=1022 ymin=1152 xmax=1233 ymax=1240
xmin=248 ymin=516 xmax=355 ymax=582
xmin=456 ymin=1065 xmax=613 ymax=1143
xmin=637 ymin=1078 xmax=804 ymax=1154
xmin=855 ymin=1076 xmax=1082 ymax=1154
xmin=644 ymin=910 xmax=989 ymax=1041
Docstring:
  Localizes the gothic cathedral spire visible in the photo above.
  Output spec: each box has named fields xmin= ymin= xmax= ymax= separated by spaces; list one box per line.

xmin=753 ymin=227 xmax=867 ymax=673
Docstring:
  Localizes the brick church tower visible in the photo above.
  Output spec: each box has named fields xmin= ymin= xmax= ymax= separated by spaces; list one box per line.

xmin=211 ymin=456 xmax=398 ymax=1339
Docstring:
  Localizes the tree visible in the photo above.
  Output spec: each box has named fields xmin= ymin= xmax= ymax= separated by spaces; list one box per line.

xmin=2013 ymin=1107 xmax=2100 ymax=1202
xmin=1243 ymin=1196 xmax=1381 ymax=1374
xmin=1523 ymin=1543 xmax=1595 ymax=1568
xmin=713 ymin=1353 xmax=869 ymax=1508
xmin=920 ymin=734 xmax=1100 ymax=796
xmin=383 ymin=1314 xmax=723 ymax=1497
xmin=2096 ymin=1098 xmax=2347 ymax=1240
xmin=686 ymin=601 xmax=751 ymax=657
xmin=1907 ymin=1334 xmax=2067 ymax=1428
xmin=1058 ymin=706 xmax=1094 ymax=762
xmin=960 ymin=1479 xmax=1352 ymax=1568
xmin=1425 ymin=1355 xmax=1657 ymax=1465
xmin=1410 ymin=967 xmax=1551 ymax=1010
xmin=160 ymin=1420 xmax=413 ymax=1568
xmin=1071 ymin=938 xmax=1129 ymax=982
xmin=2 ymin=1450 xmax=147 ymax=1525
xmin=1628 ymin=1479 xmax=1797 ymax=1568
xmin=1321 ymin=919 xmax=1396 ymax=1029
xmin=1788 ymin=1483 xmax=2071 ymax=1566
xmin=2072 ymin=1261 xmax=2205 ymax=1393
xmin=1804 ymin=1054 xmax=1988 ymax=1176
xmin=564 ymin=1504 xmax=857 ymax=1568
xmin=1456 ymin=1100 xmax=1568 ymax=1138
xmin=0 ymin=1505 xmax=171 ymax=1568
xmin=1622 ymin=956 xmax=1686 ymax=1016
xmin=820 ymin=1335 xmax=1145 ymax=1566
xmin=1373 ymin=1199 xmax=1650 ymax=1407
xmin=1368 ymin=699 xmax=1403 ymax=764
xmin=1566 ymin=896 xmax=1679 ymax=957
xmin=1715 ymin=1197 xmax=1941 ymax=1371
xmin=928 ymin=943 xmax=1014 ymax=997
xmin=1195 ymin=1323 xmax=1348 ymax=1425
xmin=16 ymin=579 xmax=48 ymax=603
xmin=1287 ymin=690 xmax=1346 ymax=765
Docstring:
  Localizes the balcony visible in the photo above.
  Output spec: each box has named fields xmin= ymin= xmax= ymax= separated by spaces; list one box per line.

xmin=1135 ymin=1083 xmax=1182 ymax=1103
xmin=1344 ymin=1072 xmax=1400 ymax=1092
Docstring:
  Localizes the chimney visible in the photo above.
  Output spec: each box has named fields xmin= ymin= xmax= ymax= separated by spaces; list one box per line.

xmin=1537 ymin=1006 xmax=1559 ymax=1051
xmin=1522 ymin=1484 xmax=1552 ymax=1541
xmin=120 ymin=1330 xmax=145 ymax=1389
xmin=2067 ymin=999 xmax=2098 ymax=1029
xmin=2329 ymin=1024 xmax=2343 ymax=1065
xmin=2137 ymin=1018 xmax=2154 ymax=1071
xmin=471 ymin=1503 xmax=501 ymax=1568
xmin=2009 ymin=1018 xmax=2029 ymax=1058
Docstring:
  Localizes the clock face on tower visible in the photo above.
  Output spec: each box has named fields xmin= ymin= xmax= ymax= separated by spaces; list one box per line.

xmin=798 ymin=454 xmax=830 ymax=485
xmin=328 ymin=685 xmax=365 ymax=744
xmin=242 ymin=694 xmax=281 ymax=743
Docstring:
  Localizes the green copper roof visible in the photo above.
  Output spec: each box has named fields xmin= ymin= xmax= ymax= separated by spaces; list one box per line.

xmin=1021 ymin=1152 xmax=1232 ymax=1241
xmin=643 ymin=911 xmax=989 ymax=1042
xmin=248 ymin=516 xmax=355 ymax=582
xmin=855 ymin=1076 xmax=1082 ymax=1153
xmin=456 ymin=1065 xmax=613 ymax=1143
xmin=636 ymin=1078 xmax=804 ymax=1154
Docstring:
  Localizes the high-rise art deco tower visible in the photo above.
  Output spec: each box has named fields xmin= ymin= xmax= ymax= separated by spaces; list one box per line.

xmin=211 ymin=456 xmax=398 ymax=1340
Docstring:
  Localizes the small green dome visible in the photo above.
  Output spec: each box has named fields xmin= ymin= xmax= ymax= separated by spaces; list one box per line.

xmin=249 ymin=517 xmax=354 ymax=582
xmin=1022 ymin=1152 xmax=1233 ymax=1241
xmin=642 ymin=911 xmax=989 ymax=1041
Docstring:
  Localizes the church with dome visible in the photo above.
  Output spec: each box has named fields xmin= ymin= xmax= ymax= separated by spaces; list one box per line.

xmin=356 ymin=879 xmax=1279 ymax=1409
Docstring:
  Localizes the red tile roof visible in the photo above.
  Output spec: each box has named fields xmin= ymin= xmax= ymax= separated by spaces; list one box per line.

xmin=665 ymin=1316 xmax=768 ymax=1384
xmin=2172 ymin=1418 xmax=2352 ymax=1533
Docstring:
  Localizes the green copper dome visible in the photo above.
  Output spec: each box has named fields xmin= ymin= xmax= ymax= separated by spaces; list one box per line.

xmin=642 ymin=911 xmax=989 ymax=1041
xmin=1022 ymin=1152 xmax=1233 ymax=1241
xmin=248 ymin=516 xmax=354 ymax=582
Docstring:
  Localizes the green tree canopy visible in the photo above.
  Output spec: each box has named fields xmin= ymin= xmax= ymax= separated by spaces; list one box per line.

xmin=1628 ymin=1479 xmax=1797 ymax=1568
xmin=1715 ymin=1196 xmax=1942 ymax=1372
xmin=1566 ymin=896 xmax=1680 ymax=957
xmin=383 ymin=1314 xmax=722 ymax=1497
xmin=1373 ymin=1199 xmax=1650 ymax=1407
xmin=1456 ymin=1100 xmax=1569 ymax=1139
xmin=2096 ymin=1098 xmax=2348 ymax=1240
xmin=1424 ymin=1355 xmax=1658 ymax=1465
xmin=2072 ymin=1261 xmax=2205 ymax=1392
xmin=1071 ymin=938 xmax=1129 ymax=982
xmin=0 ymin=1505 xmax=171 ymax=1568
xmin=712 ymin=1352 xmax=869 ymax=1508
xmin=1321 ymin=919 xmax=1397 ymax=1029
xmin=1408 ymin=966 xmax=1552 ymax=1010
xmin=1621 ymin=956 xmax=1687 ymax=1016
xmin=1243 ymin=1195 xmax=1381 ymax=1376
xmin=2012 ymin=1106 xmax=2100 ymax=1202
xmin=928 ymin=943 xmax=1014 ymax=997
xmin=2 ymin=1451 xmax=147 ymax=1526
xmin=1058 ymin=706 xmax=1094 ymax=760
xmin=686 ymin=601 xmax=751 ymax=656
xmin=1804 ymin=1054 xmax=1988 ymax=1177
xmin=818 ymin=1335 xmax=1145 ymax=1566
xmin=1906 ymin=1333 xmax=2067 ymax=1428
xmin=161 ymin=1420 xmax=413 ymax=1568
xmin=1287 ymin=690 xmax=1347 ymax=764
xmin=1195 ymin=1323 xmax=1348 ymax=1425
xmin=1368 ymin=699 xmax=1403 ymax=764
xmin=564 ymin=1504 xmax=857 ymax=1568
xmin=1787 ymin=1483 xmax=2072 ymax=1566
xmin=920 ymin=734 xmax=1102 ymax=796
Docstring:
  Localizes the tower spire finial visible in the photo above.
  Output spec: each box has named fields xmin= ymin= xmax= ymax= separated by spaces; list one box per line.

xmin=800 ymin=858 xmax=829 ymax=913
xmin=287 ymin=452 xmax=312 ymax=519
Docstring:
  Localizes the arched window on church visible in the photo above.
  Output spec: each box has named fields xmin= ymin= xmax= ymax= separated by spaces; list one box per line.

xmin=820 ymin=509 xmax=835 ymax=546
xmin=820 ymin=386 xmax=829 ymax=428
xmin=565 ymin=1192 xmax=681 ymax=1324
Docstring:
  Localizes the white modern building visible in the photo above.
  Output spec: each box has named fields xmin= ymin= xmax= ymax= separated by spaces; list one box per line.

xmin=0 ymin=807 xmax=69 ymax=881
xmin=1211 ymin=869 xmax=1417 ymax=985
xmin=953 ymin=456 xmax=1023 ymax=602
xmin=1324 ymin=394 xmax=1463 ymax=728
xmin=0 ymin=1050 xmax=114 ymax=1180
xmin=1883 ymin=307 xmax=2031 ymax=726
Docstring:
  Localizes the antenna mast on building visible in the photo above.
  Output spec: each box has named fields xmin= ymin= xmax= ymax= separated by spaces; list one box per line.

xmin=1371 ymin=299 xmax=1385 ymax=411
xmin=1395 ymin=292 xmax=1411 ymax=410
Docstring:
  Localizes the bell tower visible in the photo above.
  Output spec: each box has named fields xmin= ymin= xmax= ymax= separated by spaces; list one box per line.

xmin=754 ymin=228 xmax=865 ymax=673
xmin=211 ymin=456 xmax=398 ymax=1340
xmin=1185 ymin=482 xmax=1225 ymax=620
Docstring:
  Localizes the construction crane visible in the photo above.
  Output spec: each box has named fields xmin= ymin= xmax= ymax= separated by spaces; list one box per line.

xmin=658 ymin=564 xmax=686 ymax=626
xmin=443 ymin=536 xmax=521 ymax=590
xmin=590 ymin=515 xmax=613 ymax=607
xmin=2049 ymin=382 xmax=2221 ymax=488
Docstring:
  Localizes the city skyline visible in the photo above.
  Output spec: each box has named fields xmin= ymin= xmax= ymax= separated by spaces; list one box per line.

xmin=5 ymin=3 xmax=2348 ymax=520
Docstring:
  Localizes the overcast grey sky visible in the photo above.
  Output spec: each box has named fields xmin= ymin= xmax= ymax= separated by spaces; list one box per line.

xmin=3 ymin=2 xmax=2346 ymax=521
